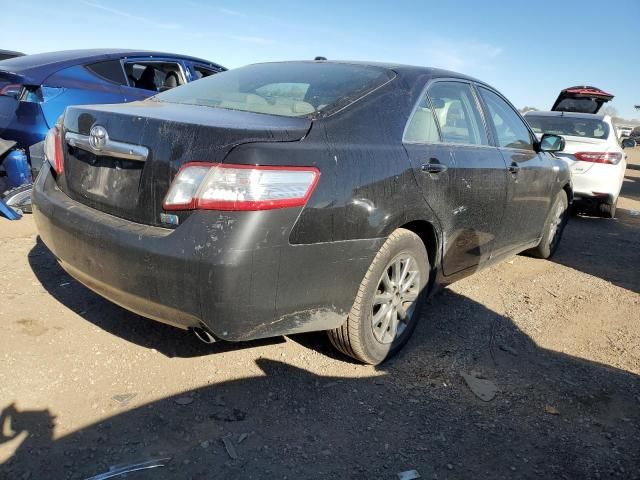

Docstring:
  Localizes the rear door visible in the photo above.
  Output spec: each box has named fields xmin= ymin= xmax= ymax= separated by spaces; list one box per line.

xmin=403 ymin=80 xmax=507 ymax=276
xmin=476 ymin=86 xmax=554 ymax=254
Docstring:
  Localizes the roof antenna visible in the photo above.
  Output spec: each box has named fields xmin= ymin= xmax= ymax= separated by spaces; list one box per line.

xmin=314 ymin=56 xmax=327 ymax=61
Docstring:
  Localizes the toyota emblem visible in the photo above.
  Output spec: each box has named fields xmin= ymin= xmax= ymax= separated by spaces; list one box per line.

xmin=89 ymin=125 xmax=108 ymax=151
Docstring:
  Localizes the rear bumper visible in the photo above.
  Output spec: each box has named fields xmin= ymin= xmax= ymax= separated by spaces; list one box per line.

xmin=569 ymin=164 xmax=625 ymax=203
xmin=32 ymin=167 xmax=382 ymax=341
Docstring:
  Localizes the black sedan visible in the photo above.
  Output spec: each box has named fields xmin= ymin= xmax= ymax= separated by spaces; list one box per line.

xmin=32 ymin=61 xmax=570 ymax=364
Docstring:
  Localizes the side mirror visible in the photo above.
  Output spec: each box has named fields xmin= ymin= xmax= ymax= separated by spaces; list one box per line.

xmin=621 ymin=138 xmax=636 ymax=149
xmin=538 ymin=133 xmax=565 ymax=153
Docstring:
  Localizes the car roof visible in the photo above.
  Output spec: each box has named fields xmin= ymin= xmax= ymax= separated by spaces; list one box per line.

xmin=524 ymin=110 xmax=606 ymax=120
xmin=0 ymin=49 xmax=25 ymax=57
xmin=0 ymin=49 xmax=224 ymax=83
xmin=251 ymin=60 xmax=486 ymax=84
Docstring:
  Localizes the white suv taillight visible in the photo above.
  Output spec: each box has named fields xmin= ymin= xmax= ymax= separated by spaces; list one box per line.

xmin=44 ymin=126 xmax=64 ymax=175
xmin=163 ymin=162 xmax=320 ymax=211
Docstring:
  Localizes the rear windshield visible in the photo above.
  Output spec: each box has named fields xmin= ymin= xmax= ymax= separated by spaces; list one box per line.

xmin=526 ymin=115 xmax=610 ymax=140
xmin=153 ymin=62 xmax=394 ymax=118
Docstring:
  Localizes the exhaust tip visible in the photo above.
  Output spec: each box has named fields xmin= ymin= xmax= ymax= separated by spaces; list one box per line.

xmin=191 ymin=326 xmax=216 ymax=344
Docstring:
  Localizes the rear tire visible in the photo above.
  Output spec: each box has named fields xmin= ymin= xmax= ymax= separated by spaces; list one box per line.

xmin=2 ymin=183 xmax=33 ymax=213
xmin=528 ymin=190 xmax=568 ymax=259
xmin=599 ymin=199 xmax=617 ymax=219
xmin=328 ymin=228 xmax=429 ymax=365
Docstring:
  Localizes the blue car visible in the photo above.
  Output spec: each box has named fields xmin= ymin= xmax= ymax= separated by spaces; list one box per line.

xmin=0 ymin=49 xmax=225 ymax=156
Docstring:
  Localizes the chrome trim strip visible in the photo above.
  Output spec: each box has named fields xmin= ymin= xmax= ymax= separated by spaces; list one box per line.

xmin=65 ymin=132 xmax=149 ymax=162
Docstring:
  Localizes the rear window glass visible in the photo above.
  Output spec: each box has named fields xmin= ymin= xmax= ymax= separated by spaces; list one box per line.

xmin=526 ymin=115 xmax=610 ymax=140
xmin=154 ymin=62 xmax=394 ymax=118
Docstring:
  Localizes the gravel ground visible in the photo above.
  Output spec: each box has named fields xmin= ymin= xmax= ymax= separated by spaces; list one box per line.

xmin=1 ymin=150 xmax=639 ymax=479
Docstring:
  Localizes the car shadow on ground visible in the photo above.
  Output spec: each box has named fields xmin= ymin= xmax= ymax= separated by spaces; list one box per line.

xmin=551 ymin=210 xmax=640 ymax=294
xmin=2 ymin=285 xmax=640 ymax=479
xmin=27 ymin=238 xmax=285 ymax=358
xmin=550 ymin=167 xmax=640 ymax=293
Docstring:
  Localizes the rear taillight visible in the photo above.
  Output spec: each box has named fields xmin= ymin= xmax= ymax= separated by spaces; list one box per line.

xmin=44 ymin=126 xmax=64 ymax=175
xmin=163 ymin=163 xmax=320 ymax=211
xmin=0 ymin=83 xmax=22 ymax=98
xmin=574 ymin=152 xmax=622 ymax=165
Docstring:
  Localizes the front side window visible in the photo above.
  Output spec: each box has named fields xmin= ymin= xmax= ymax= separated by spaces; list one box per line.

xmin=478 ymin=87 xmax=533 ymax=150
xmin=154 ymin=62 xmax=394 ymax=118
xmin=427 ymin=82 xmax=489 ymax=146
xmin=124 ymin=61 xmax=185 ymax=92
xmin=192 ymin=64 xmax=219 ymax=80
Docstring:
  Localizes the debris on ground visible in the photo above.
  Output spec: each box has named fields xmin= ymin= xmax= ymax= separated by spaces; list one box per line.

xmin=112 ymin=394 xmax=136 ymax=406
xmin=221 ymin=436 xmax=239 ymax=460
xmin=461 ymin=372 xmax=498 ymax=401
xmin=499 ymin=344 xmax=519 ymax=356
xmin=85 ymin=457 xmax=171 ymax=480
xmin=545 ymin=405 xmax=560 ymax=415
xmin=397 ymin=469 xmax=421 ymax=479
xmin=173 ymin=396 xmax=194 ymax=406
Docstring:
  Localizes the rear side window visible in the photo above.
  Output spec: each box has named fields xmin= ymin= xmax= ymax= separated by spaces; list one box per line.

xmin=85 ymin=60 xmax=127 ymax=85
xmin=427 ymin=82 xmax=488 ymax=146
xmin=404 ymin=96 xmax=440 ymax=143
xmin=526 ymin=115 xmax=610 ymax=140
xmin=154 ymin=62 xmax=394 ymax=118
xmin=478 ymin=87 xmax=533 ymax=150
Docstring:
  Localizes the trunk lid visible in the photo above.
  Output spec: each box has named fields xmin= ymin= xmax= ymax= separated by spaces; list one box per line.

xmin=551 ymin=86 xmax=614 ymax=114
xmin=59 ymin=101 xmax=312 ymax=226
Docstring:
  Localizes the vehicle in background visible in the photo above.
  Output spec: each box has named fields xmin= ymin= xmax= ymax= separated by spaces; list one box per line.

xmin=616 ymin=125 xmax=633 ymax=139
xmin=629 ymin=126 xmax=640 ymax=144
xmin=33 ymin=61 xmax=570 ymax=364
xmin=0 ymin=49 xmax=225 ymax=155
xmin=0 ymin=50 xmax=25 ymax=61
xmin=525 ymin=111 xmax=631 ymax=218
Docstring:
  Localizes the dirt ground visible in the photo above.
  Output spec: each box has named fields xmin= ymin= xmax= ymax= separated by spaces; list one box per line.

xmin=1 ymin=150 xmax=639 ymax=480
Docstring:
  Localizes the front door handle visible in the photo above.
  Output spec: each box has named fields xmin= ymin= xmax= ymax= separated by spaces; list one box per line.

xmin=508 ymin=163 xmax=520 ymax=175
xmin=421 ymin=162 xmax=448 ymax=174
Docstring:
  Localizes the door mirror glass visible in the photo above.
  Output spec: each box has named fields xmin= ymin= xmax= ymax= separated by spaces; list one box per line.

xmin=539 ymin=133 xmax=565 ymax=152
xmin=622 ymin=138 xmax=636 ymax=149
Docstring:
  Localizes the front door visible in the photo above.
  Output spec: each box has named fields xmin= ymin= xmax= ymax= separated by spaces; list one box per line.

xmin=476 ymin=86 xmax=555 ymax=255
xmin=403 ymin=80 xmax=507 ymax=276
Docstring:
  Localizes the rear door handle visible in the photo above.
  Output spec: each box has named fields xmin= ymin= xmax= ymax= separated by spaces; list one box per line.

xmin=421 ymin=162 xmax=448 ymax=174
xmin=508 ymin=163 xmax=520 ymax=174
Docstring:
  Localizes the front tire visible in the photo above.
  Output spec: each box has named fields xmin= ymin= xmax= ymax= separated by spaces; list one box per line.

xmin=528 ymin=190 xmax=568 ymax=259
xmin=328 ymin=228 xmax=429 ymax=365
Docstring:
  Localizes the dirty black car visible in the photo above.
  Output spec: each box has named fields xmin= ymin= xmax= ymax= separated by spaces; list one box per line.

xmin=32 ymin=61 xmax=570 ymax=364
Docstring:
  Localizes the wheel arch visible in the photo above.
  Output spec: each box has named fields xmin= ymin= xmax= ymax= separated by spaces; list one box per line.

xmin=396 ymin=219 xmax=441 ymax=295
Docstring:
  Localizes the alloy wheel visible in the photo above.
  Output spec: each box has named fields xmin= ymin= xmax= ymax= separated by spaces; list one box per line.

xmin=371 ymin=254 xmax=420 ymax=344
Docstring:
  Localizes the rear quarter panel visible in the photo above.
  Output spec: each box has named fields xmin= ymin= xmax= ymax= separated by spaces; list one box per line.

xmin=41 ymin=65 xmax=126 ymax=128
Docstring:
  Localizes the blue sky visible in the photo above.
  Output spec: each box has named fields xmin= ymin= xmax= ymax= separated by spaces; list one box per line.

xmin=3 ymin=0 xmax=638 ymax=119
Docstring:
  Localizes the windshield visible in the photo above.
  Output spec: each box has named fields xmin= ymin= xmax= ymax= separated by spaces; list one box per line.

xmin=526 ymin=115 xmax=610 ymax=140
xmin=154 ymin=62 xmax=394 ymax=118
